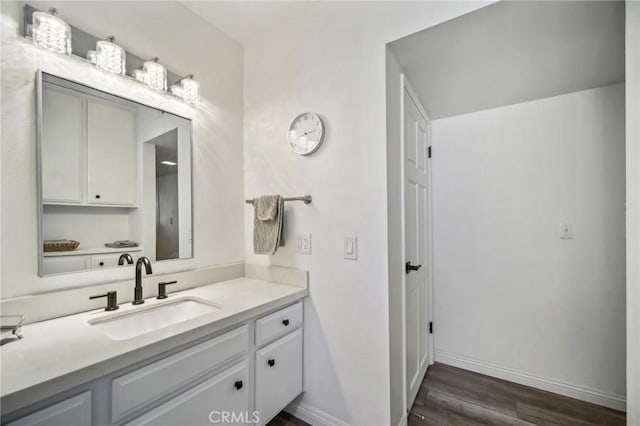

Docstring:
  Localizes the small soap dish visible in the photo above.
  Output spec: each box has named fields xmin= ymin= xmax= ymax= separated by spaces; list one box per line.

xmin=1 ymin=315 xmax=25 ymax=339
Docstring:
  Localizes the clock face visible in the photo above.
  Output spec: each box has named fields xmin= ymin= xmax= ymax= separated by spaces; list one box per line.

xmin=287 ymin=112 xmax=324 ymax=155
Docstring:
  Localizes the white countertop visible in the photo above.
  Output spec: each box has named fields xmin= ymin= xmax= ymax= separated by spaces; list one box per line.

xmin=0 ymin=277 xmax=307 ymax=413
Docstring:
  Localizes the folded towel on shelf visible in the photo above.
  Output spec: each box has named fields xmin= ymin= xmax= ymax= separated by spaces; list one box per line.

xmin=253 ymin=195 xmax=285 ymax=255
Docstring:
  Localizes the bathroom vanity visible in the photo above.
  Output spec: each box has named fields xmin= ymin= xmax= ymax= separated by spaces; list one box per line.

xmin=0 ymin=269 xmax=307 ymax=426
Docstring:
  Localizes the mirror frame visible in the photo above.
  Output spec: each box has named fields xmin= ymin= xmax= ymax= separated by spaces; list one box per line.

xmin=35 ymin=69 xmax=195 ymax=277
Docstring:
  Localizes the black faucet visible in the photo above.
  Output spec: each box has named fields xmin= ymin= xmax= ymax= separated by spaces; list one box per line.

xmin=118 ymin=253 xmax=134 ymax=265
xmin=133 ymin=257 xmax=153 ymax=305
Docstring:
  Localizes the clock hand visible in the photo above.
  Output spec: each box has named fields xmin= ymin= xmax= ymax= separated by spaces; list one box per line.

xmin=302 ymin=129 xmax=317 ymax=136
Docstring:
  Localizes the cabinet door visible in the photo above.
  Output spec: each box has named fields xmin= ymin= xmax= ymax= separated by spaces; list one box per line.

xmin=255 ymin=329 xmax=303 ymax=425
xmin=6 ymin=391 xmax=91 ymax=426
xmin=42 ymin=256 xmax=87 ymax=274
xmin=126 ymin=361 xmax=249 ymax=426
xmin=41 ymin=86 xmax=84 ymax=203
xmin=87 ymin=99 xmax=137 ymax=206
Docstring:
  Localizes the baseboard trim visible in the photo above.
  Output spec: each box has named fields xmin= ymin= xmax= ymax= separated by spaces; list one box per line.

xmin=285 ymin=399 xmax=351 ymax=426
xmin=435 ymin=350 xmax=626 ymax=412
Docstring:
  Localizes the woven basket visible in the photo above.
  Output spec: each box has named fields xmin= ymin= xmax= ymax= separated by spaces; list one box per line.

xmin=44 ymin=240 xmax=80 ymax=252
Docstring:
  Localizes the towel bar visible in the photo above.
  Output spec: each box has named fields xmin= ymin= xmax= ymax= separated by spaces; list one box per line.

xmin=245 ymin=195 xmax=312 ymax=205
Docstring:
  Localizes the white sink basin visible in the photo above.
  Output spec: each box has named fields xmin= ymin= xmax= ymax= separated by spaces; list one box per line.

xmin=89 ymin=297 xmax=222 ymax=341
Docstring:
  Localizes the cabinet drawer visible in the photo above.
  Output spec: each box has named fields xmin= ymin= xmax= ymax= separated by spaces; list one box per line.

xmin=89 ymin=253 xmax=122 ymax=269
xmin=126 ymin=361 xmax=249 ymax=426
xmin=112 ymin=325 xmax=248 ymax=422
xmin=6 ymin=391 xmax=91 ymax=426
xmin=42 ymin=256 xmax=86 ymax=274
xmin=255 ymin=301 xmax=303 ymax=347
xmin=255 ymin=328 xmax=303 ymax=425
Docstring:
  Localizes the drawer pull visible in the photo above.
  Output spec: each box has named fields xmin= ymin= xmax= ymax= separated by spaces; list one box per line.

xmin=234 ymin=380 xmax=243 ymax=390
xmin=282 ymin=319 xmax=290 ymax=326
xmin=267 ymin=358 xmax=276 ymax=367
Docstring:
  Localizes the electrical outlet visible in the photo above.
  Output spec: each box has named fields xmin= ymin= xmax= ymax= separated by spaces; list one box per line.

xmin=296 ymin=233 xmax=311 ymax=254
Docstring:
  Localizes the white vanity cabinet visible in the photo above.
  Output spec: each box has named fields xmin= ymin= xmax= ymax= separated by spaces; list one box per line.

xmin=41 ymin=84 xmax=138 ymax=207
xmin=126 ymin=362 xmax=250 ymax=426
xmin=255 ymin=329 xmax=303 ymax=425
xmin=2 ymin=300 xmax=304 ymax=426
xmin=5 ymin=391 xmax=92 ymax=426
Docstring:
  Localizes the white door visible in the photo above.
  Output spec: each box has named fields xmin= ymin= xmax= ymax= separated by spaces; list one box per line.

xmin=404 ymin=87 xmax=430 ymax=409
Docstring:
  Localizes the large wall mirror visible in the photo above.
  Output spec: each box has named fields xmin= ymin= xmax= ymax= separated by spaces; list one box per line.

xmin=37 ymin=72 xmax=193 ymax=276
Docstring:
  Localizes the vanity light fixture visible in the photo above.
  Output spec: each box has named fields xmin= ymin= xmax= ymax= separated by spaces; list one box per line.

xmin=86 ymin=50 xmax=97 ymax=64
xmin=132 ymin=69 xmax=146 ymax=82
xmin=95 ymin=36 xmax=126 ymax=75
xmin=171 ymin=74 xmax=200 ymax=104
xmin=143 ymin=57 xmax=167 ymax=91
xmin=31 ymin=8 xmax=71 ymax=55
xmin=160 ymin=161 xmax=177 ymax=166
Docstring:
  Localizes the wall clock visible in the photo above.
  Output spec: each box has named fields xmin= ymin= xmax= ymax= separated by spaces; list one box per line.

xmin=287 ymin=112 xmax=325 ymax=156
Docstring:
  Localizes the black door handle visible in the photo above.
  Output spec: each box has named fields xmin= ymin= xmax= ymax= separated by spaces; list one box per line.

xmin=405 ymin=261 xmax=422 ymax=274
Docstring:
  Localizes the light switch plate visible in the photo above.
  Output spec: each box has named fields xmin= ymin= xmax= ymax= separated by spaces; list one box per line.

xmin=559 ymin=223 xmax=573 ymax=239
xmin=344 ymin=237 xmax=357 ymax=260
xmin=296 ymin=233 xmax=311 ymax=254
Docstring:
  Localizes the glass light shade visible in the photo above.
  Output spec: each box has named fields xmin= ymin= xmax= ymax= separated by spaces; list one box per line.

xmin=132 ymin=69 xmax=146 ymax=82
xmin=143 ymin=60 xmax=167 ymax=91
xmin=32 ymin=9 xmax=71 ymax=55
xmin=181 ymin=78 xmax=200 ymax=104
xmin=96 ymin=37 xmax=125 ymax=75
xmin=169 ymin=84 xmax=184 ymax=98
xmin=86 ymin=50 xmax=97 ymax=64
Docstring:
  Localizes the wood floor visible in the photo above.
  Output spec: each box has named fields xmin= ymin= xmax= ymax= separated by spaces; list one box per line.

xmin=268 ymin=362 xmax=625 ymax=426
xmin=409 ymin=363 xmax=625 ymax=426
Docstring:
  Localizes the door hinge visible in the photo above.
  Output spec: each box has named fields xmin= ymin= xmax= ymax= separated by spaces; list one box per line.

xmin=428 ymin=146 xmax=432 ymax=158
xmin=429 ymin=321 xmax=433 ymax=334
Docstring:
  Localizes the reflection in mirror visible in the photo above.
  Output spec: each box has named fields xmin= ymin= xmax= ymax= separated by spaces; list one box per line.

xmin=38 ymin=72 xmax=193 ymax=276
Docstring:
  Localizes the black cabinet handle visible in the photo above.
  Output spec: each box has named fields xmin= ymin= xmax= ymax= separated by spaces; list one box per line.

xmin=99 ymin=262 xmax=104 ymax=267
xmin=405 ymin=261 xmax=422 ymax=274
xmin=234 ymin=380 xmax=243 ymax=390
xmin=282 ymin=319 xmax=290 ymax=326
xmin=95 ymin=195 xmax=101 ymax=199
xmin=267 ymin=359 xmax=276 ymax=367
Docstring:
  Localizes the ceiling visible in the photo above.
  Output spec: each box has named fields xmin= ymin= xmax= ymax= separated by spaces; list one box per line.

xmin=181 ymin=1 xmax=315 ymax=43
xmin=388 ymin=1 xmax=625 ymax=119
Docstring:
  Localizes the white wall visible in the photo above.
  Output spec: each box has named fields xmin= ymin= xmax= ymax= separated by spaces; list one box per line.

xmin=625 ymin=1 xmax=640 ymax=422
xmin=242 ymin=2 xmax=489 ymax=425
xmin=432 ymin=84 xmax=626 ymax=408
xmin=0 ymin=1 xmax=244 ymax=297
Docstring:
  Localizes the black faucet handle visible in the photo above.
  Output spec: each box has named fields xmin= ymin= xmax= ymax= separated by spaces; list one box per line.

xmin=90 ymin=291 xmax=119 ymax=311
xmin=157 ymin=281 xmax=178 ymax=299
